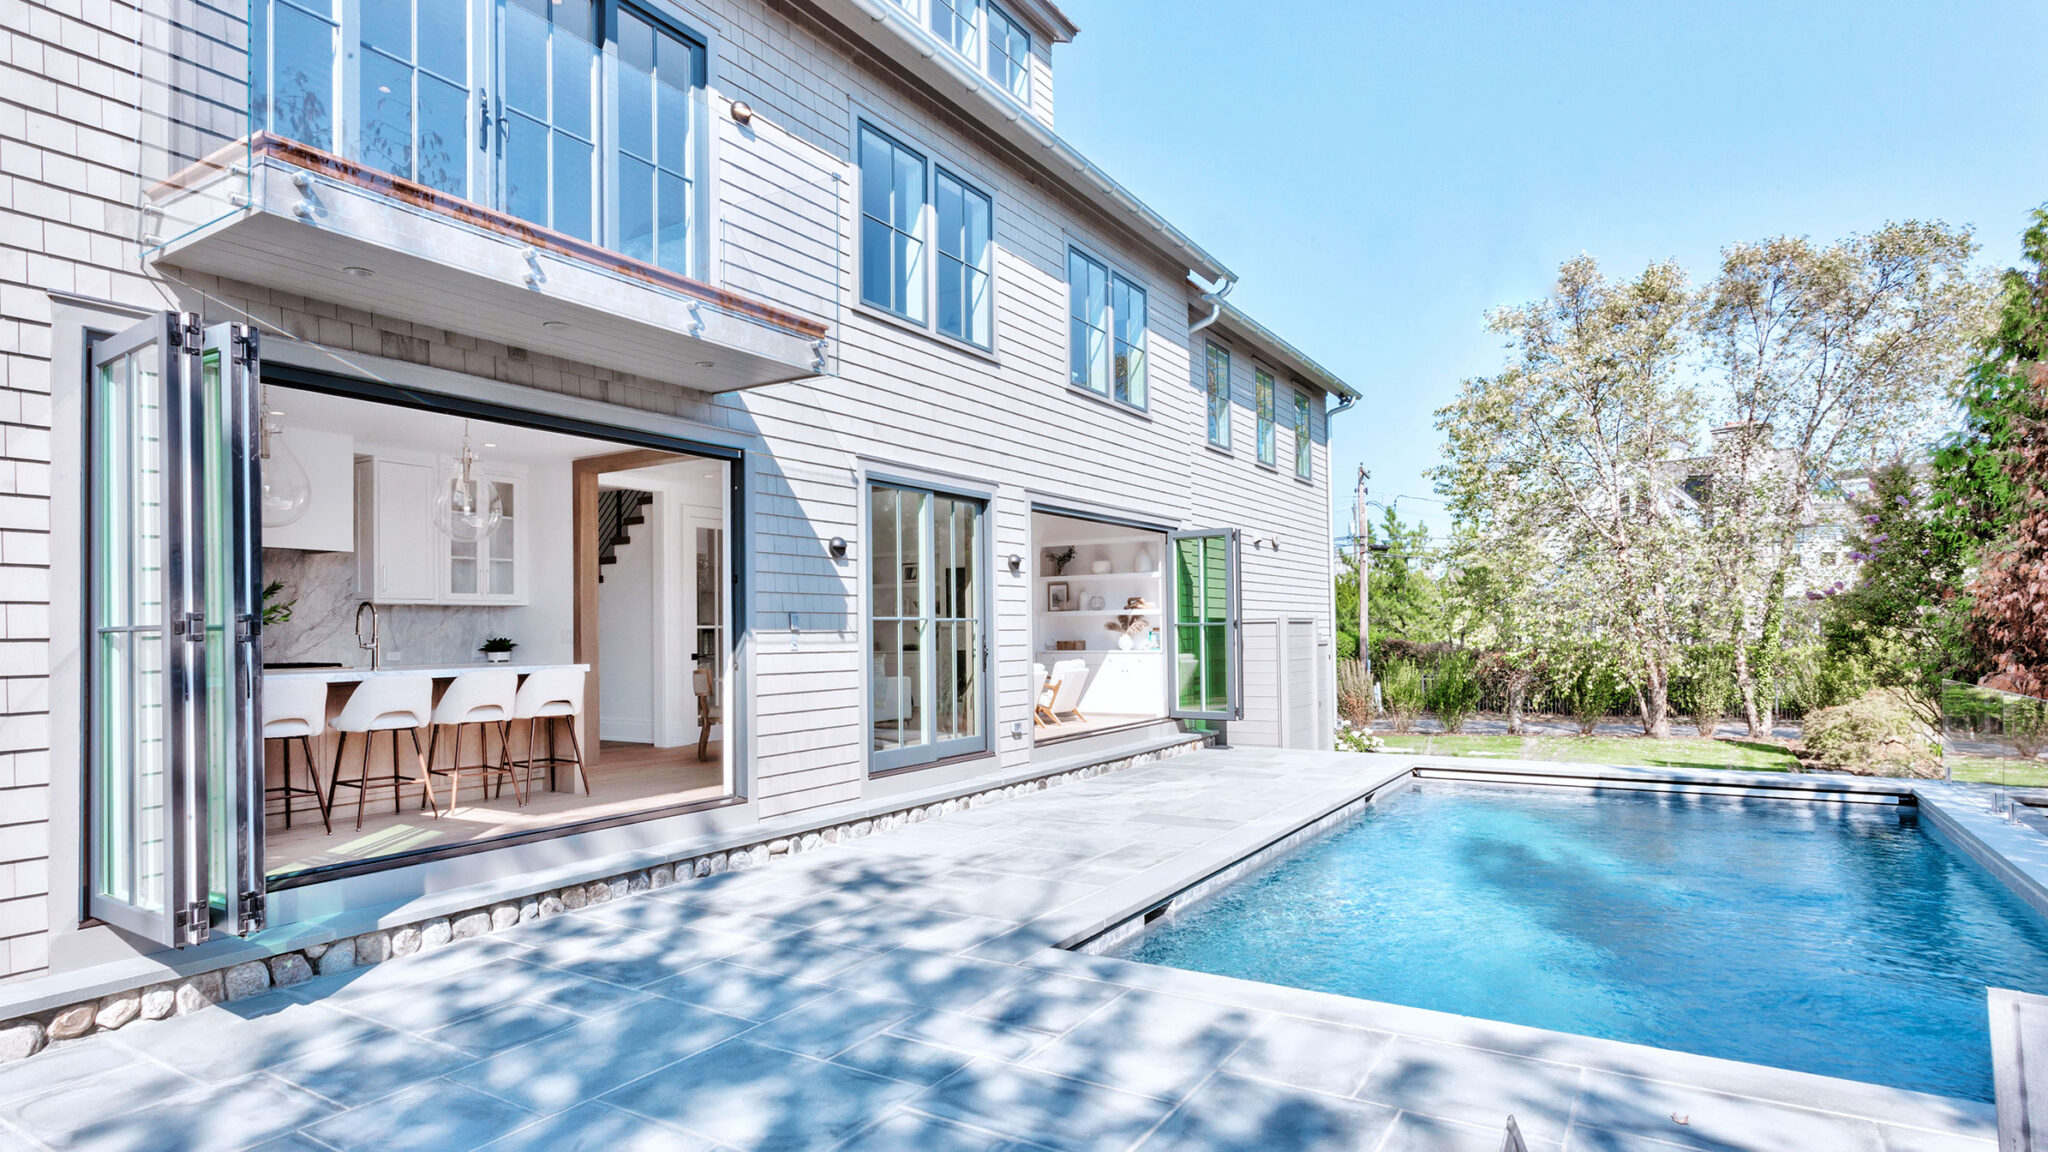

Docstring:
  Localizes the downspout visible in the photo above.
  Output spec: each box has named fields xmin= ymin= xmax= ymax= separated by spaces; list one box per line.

xmin=1187 ymin=273 xmax=1234 ymax=335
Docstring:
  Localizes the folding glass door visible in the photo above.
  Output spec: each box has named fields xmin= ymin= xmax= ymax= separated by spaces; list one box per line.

xmin=1167 ymin=528 xmax=1240 ymax=722
xmin=89 ymin=314 xmax=265 ymax=948
xmin=869 ymin=483 xmax=987 ymax=771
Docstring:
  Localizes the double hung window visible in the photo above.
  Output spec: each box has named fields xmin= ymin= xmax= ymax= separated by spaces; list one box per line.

xmin=1255 ymin=368 xmax=1277 ymax=466
xmin=1205 ymin=342 xmax=1231 ymax=448
xmin=930 ymin=0 xmax=978 ymax=59
xmin=1294 ymin=390 xmax=1313 ymax=479
xmin=859 ymin=123 xmax=995 ymax=348
xmin=1066 ymin=249 xmax=1147 ymax=409
xmin=899 ymin=0 xmax=1031 ymax=106
xmin=251 ymin=0 xmax=706 ymax=272
xmin=986 ymin=4 xmax=1030 ymax=101
xmin=869 ymin=482 xmax=988 ymax=771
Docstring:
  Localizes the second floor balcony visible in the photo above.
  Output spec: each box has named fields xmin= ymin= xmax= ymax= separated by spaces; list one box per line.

xmin=139 ymin=0 xmax=840 ymax=392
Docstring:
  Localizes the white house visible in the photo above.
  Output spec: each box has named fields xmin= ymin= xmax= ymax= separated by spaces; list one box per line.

xmin=0 ymin=0 xmax=1356 ymax=1024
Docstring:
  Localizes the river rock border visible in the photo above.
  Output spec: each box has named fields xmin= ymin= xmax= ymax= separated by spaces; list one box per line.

xmin=0 ymin=737 xmax=1205 ymax=1061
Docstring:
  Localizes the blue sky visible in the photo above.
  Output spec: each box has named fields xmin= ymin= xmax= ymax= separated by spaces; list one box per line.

xmin=1054 ymin=0 xmax=2048 ymax=548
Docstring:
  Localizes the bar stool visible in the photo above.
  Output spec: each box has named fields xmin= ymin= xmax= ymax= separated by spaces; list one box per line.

xmin=511 ymin=667 xmax=588 ymax=796
xmin=326 ymin=675 xmax=438 ymax=830
xmin=263 ymin=677 xmax=331 ymax=832
xmin=426 ymin=669 xmax=520 ymax=812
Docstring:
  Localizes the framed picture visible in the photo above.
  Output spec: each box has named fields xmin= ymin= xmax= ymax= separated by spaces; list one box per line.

xmin=1047 ymin=581 xmax=1070 ymax=611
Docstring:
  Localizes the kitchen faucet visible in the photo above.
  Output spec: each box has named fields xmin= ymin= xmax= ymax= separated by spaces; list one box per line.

xmin=355 ymin=601 xmax=382 ymax=670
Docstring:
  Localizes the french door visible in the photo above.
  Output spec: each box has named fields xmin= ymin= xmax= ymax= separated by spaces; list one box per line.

xmin=869 ymin=483 xmax=988 ymax=772
xmin=1167 ymin=528 xmax=1241 ymax=723
xmin=89 ymin=314 xmax=265 ymax=948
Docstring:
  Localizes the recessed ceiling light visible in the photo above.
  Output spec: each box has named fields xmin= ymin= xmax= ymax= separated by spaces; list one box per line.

xmin=483 ymin=442 xmax=497 ymax=449
xmin=342 ymin=266 xmax=375 ymax=278
xmin=695 ymin=360 xmax=716 ymax=368
xmin=541 ymin=320 xmax=569 ymax=330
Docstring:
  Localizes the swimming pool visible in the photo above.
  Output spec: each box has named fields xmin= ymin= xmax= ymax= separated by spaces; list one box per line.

xmin=1110 ymin=782 xmax=2048 ymax=1102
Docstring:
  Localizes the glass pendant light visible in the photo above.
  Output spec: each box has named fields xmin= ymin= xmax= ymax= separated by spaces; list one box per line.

xmin=258 ymin=386 xmax=311 ymax=527
xmin=433 ymin=421 xmax=502 ymax=542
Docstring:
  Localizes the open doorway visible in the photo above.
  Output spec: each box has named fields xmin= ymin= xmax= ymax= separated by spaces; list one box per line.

xmin=1031 ymin=511 xmax=1169 ymax=741
xmin=256 ymin=386 xmax=734 ymax=879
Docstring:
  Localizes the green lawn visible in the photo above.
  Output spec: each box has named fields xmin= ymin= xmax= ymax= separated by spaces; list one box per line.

xmin=1947 ymin=756 xmax=2048 ymax=788
xmin=1371 ymin=732 xmax=1801 ymax=773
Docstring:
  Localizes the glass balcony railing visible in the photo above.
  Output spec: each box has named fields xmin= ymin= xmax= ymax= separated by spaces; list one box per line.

xmin=134 ymin=0 xmax=843 ymax=376
xmin=1941 ymin=679 xmax=2048 ymax=816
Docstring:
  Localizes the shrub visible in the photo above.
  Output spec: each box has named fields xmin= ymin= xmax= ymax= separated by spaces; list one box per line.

xmin=1802 ymin=687 xmax=1942 ymax=777
xmin=1425 ymin=651 xmax=1483 ymax=734
xmin=1336 ymin=660 xmax=1375 ymax=727
xmin=1334 ymin=720 xmax=1384 ymax=753
xmin=2007 ymin=697 xmax=2048 ymax=761
xmin=1672 ymin=645 xmax=1735 ymax=736
xmin=1381 ymin=661 xmax=1426 ymax=733
xmin=1558 ymin=656 xmax=1626 ymax=735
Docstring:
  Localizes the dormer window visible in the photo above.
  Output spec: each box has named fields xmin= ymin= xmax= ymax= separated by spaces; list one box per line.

xmin=930 ymin=0 xmax=979 ymax=60
xmin=987 ymin=4 xmax=1031 ymax=102
xmin=896 ymin=0 xmax=1033 ymax=108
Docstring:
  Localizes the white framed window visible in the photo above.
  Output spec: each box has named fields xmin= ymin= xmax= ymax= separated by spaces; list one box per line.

xmin=1066 ymin=247 xmax=1146 ymax=410
xmin=1294 ymin=389 xmax=1313 ymax=479
xmin=930 ymin=0 xmax=979 ymax=60
xmin=986 ymin=2 xmax=1030 ymax=102
xmin=1255 ymin=368 xmax=1277 ymax=467
xmin=858 ymin=120 xmax=996 ymax=349
xmin=1205 ymin=341 xmax=1231 ymax=448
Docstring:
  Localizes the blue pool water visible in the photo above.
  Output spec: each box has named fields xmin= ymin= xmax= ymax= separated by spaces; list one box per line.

xmin=1113 ymin=784 xmax=2048 ymax=1101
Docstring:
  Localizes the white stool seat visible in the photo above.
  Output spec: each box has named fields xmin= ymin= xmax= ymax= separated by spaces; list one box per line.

xmin=510 ymin=667 xmax=588 ymax=796
xmin=428 ymin=670 xmax=522 ymax=812
xmin=263 ymin=677 xmax=329 ymax=739
xmin=334 ymin=675 xmax=433 ymax=733
xmin=434 ymin=669 xmax=517 ymax=726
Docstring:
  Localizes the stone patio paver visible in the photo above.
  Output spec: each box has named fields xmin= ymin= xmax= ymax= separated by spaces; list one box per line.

xmin=0 ymin=747 xmax=2005 ymax=1151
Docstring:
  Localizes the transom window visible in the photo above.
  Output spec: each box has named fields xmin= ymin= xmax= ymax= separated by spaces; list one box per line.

xmin=251 ymin=0 xmax=707 ymax=273
xmin=1255 ymin=368 xmax=1277 ymax=466
xmin=1205 ymin=341 xmax=1231 ymax=448
xmin=1294 ymin=389 xmax=1313 ymax=479
xmin=1066 ymin=248 xmax=1146 ymax=409
xmin=859 ymin=123 xmax=995 ymax=349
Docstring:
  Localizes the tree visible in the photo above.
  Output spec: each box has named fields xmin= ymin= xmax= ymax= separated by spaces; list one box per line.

xmin=1338 ymin=509 xmax=1442 ymax=667
xmin=1820 ymin=462 xmax=1957 ymax=698
xmin=1434 ymin=255 xmax=1702 ymax=736
xmin=1971 ymin=367 xmax=2048 ymax=696
xmin=1699 ymin=222 xmax=1985 ymax=734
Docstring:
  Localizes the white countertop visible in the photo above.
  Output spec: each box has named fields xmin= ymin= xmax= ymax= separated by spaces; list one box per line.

xmin=262 ymin=662 xmax=589 ymax=683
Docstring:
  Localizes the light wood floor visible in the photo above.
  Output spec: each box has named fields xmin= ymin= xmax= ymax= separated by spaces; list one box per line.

xmin=265 ymin=740 xmax=727 ymax=876
xmin=1034 ymin=712 xmax=1161 ymax=742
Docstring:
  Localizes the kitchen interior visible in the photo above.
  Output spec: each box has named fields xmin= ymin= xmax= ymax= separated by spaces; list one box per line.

xmin=1032 ymin=511 xmax=1169 ymax=740
xmin=258 ymin=384 xmax=732 ymax=878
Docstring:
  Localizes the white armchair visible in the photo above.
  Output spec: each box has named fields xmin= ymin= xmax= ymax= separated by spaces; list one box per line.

xmin=1046 ymin=659 xmax=1091 ymax=724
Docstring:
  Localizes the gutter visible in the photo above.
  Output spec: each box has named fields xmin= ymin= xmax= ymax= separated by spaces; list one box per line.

xmin=839 ymin=0 xmax=1235 ymax=284
xmin=1187 ymin=272 xmax=1234 ymax=335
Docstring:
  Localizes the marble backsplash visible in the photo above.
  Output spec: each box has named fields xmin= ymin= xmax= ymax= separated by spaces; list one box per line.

xmin=262 ymin=549 xmax=511 ymax=667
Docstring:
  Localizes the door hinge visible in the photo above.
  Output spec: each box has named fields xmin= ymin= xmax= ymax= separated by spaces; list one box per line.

xmin=238 ymin=889 xmax=266 ymax=934
xmin=181 ymin=312 xmax=204 ymax=350
xmin=173 ymin=610 xmax=206 ymax=639
xmin=233 ymin=326 xmax=259 ymax=366
xmin=176 ymin=900 xmax=210 ymax=944
xmin=236 ymin=613 xmax=257 ymax=641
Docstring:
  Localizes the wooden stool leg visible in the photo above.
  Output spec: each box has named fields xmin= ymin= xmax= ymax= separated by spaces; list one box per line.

xmin=564 ymin=719 xmax=589 ymax=796
xmin=356 ymin=731 xmax=372 ymax=831
xmin=325 ymin=731 xmax=347 ymax=836
xmin=304 ymin=735 xmax=331 ymax=833
xmin=411 ymin=728 xmax=439 ymax=818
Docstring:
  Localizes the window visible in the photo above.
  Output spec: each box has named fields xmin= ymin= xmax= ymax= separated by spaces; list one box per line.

xmin=1294 ymin=389 xmax=1313 ymax=479
xmin=1255 ymin=368 xmax=1276 ymax=466
xmin=986 ymin=3 xmax=1030 ymax=102
xmin=1205 ymin=342 xmax=1231 ymax=448
xmin=930 ymin=0 xmax=978 ymax=59
xmin=860 ymin=123 xmax=995 ymax=346
xmin=870 ymin=482 xmax=988 ymax=771
xmin=858 ymin=125 xmax=928 ymax=322
xmin=935 ymin=168 xmax=993 ymax=347
xmin=252 ymin=0 xmax=707 ymax=270
xmin=1066 ymin=250 xmax=1146 ymax=409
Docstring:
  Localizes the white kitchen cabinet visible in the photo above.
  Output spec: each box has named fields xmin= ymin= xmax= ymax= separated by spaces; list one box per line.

xmin=441 ymin=467 xmax=525 ymax=604
xmin=353 ymin=457 xmax=438 ymax=603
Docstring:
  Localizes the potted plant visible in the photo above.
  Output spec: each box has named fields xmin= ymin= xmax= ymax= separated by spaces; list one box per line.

xmin=479 ymin=636 xmax=518 ymax=663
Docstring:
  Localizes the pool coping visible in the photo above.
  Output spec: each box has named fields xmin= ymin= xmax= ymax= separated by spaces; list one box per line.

xmin=1020 ymin=752 xmax=2037 ymax=1144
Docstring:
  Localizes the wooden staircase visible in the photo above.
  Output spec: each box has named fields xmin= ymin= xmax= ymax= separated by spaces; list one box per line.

xmin=597 ymin=488 xmax=653 ymax=583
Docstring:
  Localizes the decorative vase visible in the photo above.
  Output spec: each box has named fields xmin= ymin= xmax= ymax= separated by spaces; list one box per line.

xmin=1090 ymin=559 xmax=1112 ymax=574
xmin=1136 ymin=548 xmax=1155 ymax=574
xmin=1086 ymin=594 xmax=1106 ymax=611
xmin=1118 ymin=634 xmax=1135 ymax=651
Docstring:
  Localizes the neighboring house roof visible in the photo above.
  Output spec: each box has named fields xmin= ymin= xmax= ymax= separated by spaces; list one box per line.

xmin=810 ymin=0 xmax=1234 ymax=284
xmin=1198 ymin=296 xmax=1360 ymax=402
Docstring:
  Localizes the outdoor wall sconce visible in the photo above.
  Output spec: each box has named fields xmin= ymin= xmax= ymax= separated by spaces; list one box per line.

xmin=730 ymin=100 xmax=755 ymax=124
xmin=829 ymin=536 xmax=848 ymax=559
xmin=1007 ymin=553 xmax=1023 ymax=575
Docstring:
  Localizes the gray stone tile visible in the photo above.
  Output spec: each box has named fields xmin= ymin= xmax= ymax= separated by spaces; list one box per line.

xmin=1382 ymin=1111 xmax=1563 ymax=1152
xmin=825 ymin=949 xmax=1031 ymax=1012
xmin=887 ymin=1010 xmax=1057 ymax=1062
xmin=0 ymin=1037 xmax=141 ymax=1105
xmin=103 ymin=996 xmax=388 ymax=1083
xmin=832 ymin=1034 xmax=976 ymax=1087
xmin=424 ymin=1000 xmax=583 ymax=1057
xmin=476 ymin=1101 xmax=730 ymax=1152
xmin=917 ymin=879 xmax=1103 ymax=923
xmin=1221 ymin=1014 xmax=1393 ymax=1097
xmin=0 ymin=1053 xmax=200 ymax=1145
xmin=1019 ymin=989 xmax=1260 ymax=1101
xmin=957 ymin=923 xmax=1070 ymax=965
xmin=520 ymin=974 xmax=655 ymax=1019
xmin=526 ymin=928 xmax=755 ymax=988
xmin=716 ymin=933 xmax=887 ymax=982
xmin=286 ymin=937 xmax=536 ymax=1006
xmin=448 ymin=997 xmax=752 ymax=1115
xmin=1571 ymin=1069 xmax=1887 ymax=1152
xmin=1354 ymin=1038 xmax=1584 ymax=1146
xmin=828 ymin=1108 xmax=1049 ymax=1152
xmin=1133 ymin=1071 xmax=1399 ymax=1152
xmin=959 ymin=972 xmax=1125 ymax=1035
xmin=331 ymin=959 xmax=577 ymax=1034
xmin=601 ymin=1038 xmax=924 ymax=1152
xmin=642 ymin=959 xmax=837 ymax=1021
xmin=913 ymin=1060 xmax=1177 ymax=1152
xmin=61 ymin=1073 xmax=337 ymax=1152
xmin=580 ymin=899 xmax=794 ymax=941
xmin=741 ymin=992 xmax=921 ymax=1059
xmin=273 ymin=1028 xmax=476 ymax=1107
xmin=1875 ymin=1126 xmax=1999 ymax=1152
xmin=303 ymin=1078 xmax=537 ymax=1152
xmin=247 ymin=1133 xmax=347 ymax=1152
